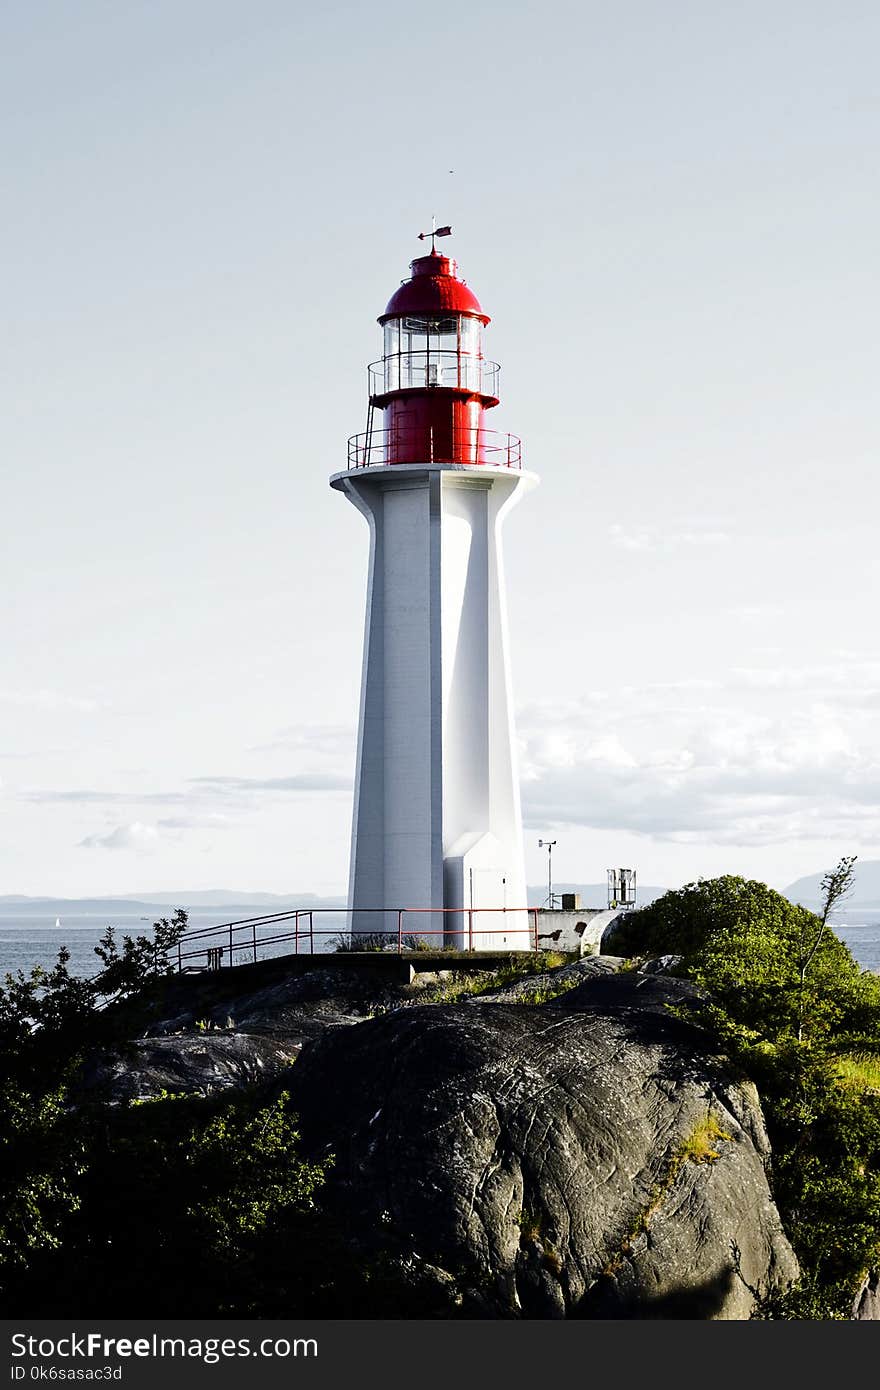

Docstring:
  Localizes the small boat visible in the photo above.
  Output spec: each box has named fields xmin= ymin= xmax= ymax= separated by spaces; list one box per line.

xmin=55 ymin=917 xmax=61 ymax=928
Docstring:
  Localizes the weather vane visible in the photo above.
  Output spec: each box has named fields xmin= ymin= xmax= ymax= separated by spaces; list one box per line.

xmin=418 ymin=216 xmax=452 ymax=252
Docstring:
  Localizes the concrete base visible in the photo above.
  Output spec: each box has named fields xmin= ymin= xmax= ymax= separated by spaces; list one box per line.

xmin=175 ymin=948 xmax=544 ymax=991
xmin=536 ymin=908 xmax=627 ymax=955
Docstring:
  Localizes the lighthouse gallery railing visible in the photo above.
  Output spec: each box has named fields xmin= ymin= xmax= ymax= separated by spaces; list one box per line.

xmin=368 ymin=352 xmax=500 ymax=398
xmin=347 ymin=426 xmax=522 ymax=470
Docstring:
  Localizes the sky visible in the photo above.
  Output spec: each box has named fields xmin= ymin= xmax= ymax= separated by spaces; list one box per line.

xmin=1 ymin=0 xmax=879 ymax=899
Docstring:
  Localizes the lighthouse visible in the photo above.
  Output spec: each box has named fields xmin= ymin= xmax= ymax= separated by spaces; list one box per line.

xmin=330 ymin=234 xmax=537 ymax=948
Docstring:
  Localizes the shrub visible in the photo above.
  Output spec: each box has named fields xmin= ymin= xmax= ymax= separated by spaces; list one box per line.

xmin=638 ymin=871 xmax=880 ymax=1315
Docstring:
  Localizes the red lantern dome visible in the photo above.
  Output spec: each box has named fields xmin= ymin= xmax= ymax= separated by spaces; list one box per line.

xmin=347 ymin=241 xmax=520 ymax=470
xmin=380 ymin=250 xmax=489 ymax=324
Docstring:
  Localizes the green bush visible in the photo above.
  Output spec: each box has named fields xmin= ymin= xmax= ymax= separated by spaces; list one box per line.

xmin=610 ymin=875 xmax=807 ymax=959
xmin=637 ymin=869 xmax=880 ymax=1317
xmin=0 ymin=914 xmax=341 ymax=1316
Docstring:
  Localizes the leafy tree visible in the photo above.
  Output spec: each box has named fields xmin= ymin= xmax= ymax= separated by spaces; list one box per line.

xmin=0 ymin=910 xmax=343 ymax=1318
xmin=796 ymin=855 xmax=857 ymax=1040
xmin=625 ymin=865 xmax=880 ymax=1317
xmin=610 ymin=873 xmax=803 ymax=959
xmin=93 ymin=909 xmax=189 ymax=1004
xmin=687 ymin=897 xmax=876 ymax=1047
xmin=0 ymin=912 xmax=186 ymax=1302
xmin=0 ymin=1080 xmax=87 ymax=1283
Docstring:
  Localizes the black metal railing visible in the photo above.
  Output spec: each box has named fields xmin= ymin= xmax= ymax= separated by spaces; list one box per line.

xmin=369 ymin=352 xmax=500 ymax=399
xmin=346 ymin=425 xmax=522 ymax=470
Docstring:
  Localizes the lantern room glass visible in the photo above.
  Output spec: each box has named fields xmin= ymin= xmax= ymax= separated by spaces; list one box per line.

xmin=383 ymin=314 xmax=484 ymax=393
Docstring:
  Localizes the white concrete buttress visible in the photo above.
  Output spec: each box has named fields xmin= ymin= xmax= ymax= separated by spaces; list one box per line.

xmin=329 ymin=462 xmax=538 ymax=949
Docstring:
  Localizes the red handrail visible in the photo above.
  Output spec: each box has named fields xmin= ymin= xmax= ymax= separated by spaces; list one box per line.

xmin=168 ymin=905 xmax=543 ymax=972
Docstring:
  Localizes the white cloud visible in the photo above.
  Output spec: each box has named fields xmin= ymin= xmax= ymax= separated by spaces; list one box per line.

xmin=22 ymin=765 xmax=352 ymax=810
xmin=24 ymin=788 xmax=187 ymax=805
xmin=79 ymin=822 xmax=161 ymax=851
xmin=188 ymin=773 xmax=353 ymax=793
xmin=518 ymin=667 xmax=880 ymax=849
xmin=0 ymin=688 xmax=105 ymax=712
xmin=608 ymin=521 xmax=731 ymax=553
xmin=247 ymin=724 xmax=355 ymax=756
xmin=727 ymin=604 xmax=786 ymax=622
xmin=156 ymin=814 xmax=232 ymax=831
xmin=732 ymin=660 xmax=880 ymax=694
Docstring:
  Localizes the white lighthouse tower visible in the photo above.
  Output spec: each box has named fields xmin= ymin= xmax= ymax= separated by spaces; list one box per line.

xmin=331 ymin=235 xmax=537 ymax=949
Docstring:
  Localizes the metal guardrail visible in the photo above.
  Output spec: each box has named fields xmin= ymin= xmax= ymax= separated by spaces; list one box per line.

xmin=168 ymin=906 xmax=541 ymax=973
xmin=368 ymin=352 xmax=500 ymax=398
xmin=346 ymin=426 xmax=522 ymax=470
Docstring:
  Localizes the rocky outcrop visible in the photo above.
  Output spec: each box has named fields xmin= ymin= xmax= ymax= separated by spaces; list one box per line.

xmin=290 ymin=969 xmax=799 ymax=1318
xmin=84 ymin=960 xmax=621 ymax=1102
xmin=461 ymin=953 xmax=621 ymax=1002
xmin=853 ymin=1270 xmax=880 ymax=1319
xmin=80 ymin=1031 xmax=300 ymax=1100
xmin=143 ymin=963 xmax=408 ymax=1039
xmin=640 ymin=954 xmax=685 ymax=975
xmin=600 ymin=912 xmax=639 ymax=954
xmin=75 ymin=952 xmax=801 ymax=1318
xmin=80 ymin=965 xmax=412 ymax=1101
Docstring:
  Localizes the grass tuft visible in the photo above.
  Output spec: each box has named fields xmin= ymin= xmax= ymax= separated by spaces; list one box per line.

xmin=677 ymin=1114 xmax=732 ymax=1164
xmin=514 ymin=977 xmax=582 ymax=1006
xmin=836 ymin=1052 xmax=880 ymax=1093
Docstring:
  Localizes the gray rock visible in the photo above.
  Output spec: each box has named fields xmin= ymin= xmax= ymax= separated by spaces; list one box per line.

xmin=80 ymin=1031 xmax=300 ymax=1101
xmin=461 ymin=953 xmax=623 ymax=1003
xmin=290 ymin=971 xmax=798 ymax=1318
xmin=196 ymin=965 xmax=403 ymax=1039
xmin=853 ymin=1269 xmax=880 ymax=1319
xmin=600 ymin=911 xmax=639 ymax=954
xmin=82 ymin=965 xmax=416 ymax=1100
xmin=640 ymin=955 xmax=685 ymax=976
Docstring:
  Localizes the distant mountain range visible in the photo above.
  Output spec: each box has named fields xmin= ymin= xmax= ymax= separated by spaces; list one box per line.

xmin=122 ymin=890 xmax=334 ymax=907
xmin=0 ymin=883 xmax=668 ymax=918
xmin=0 ymin=891 xmax=346 ymax=917
xmin=527 ymin=882 xmax=667 ymax=909
xmin=785 ymin=861 xmax=880 ymax=910
xmin=15 ymin=867 xmax=877 ymax=918
xmin=4 ymin=868 xmax=876 ymax=934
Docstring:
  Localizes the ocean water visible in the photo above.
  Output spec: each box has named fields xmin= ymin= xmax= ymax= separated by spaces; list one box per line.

xmin=829 ymin=911 xmax=880 ymax=973
xmin=1 ymin=907 xmax=879 ymax=980
xmin=0 ymin=908 xmax=345 ymax=981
